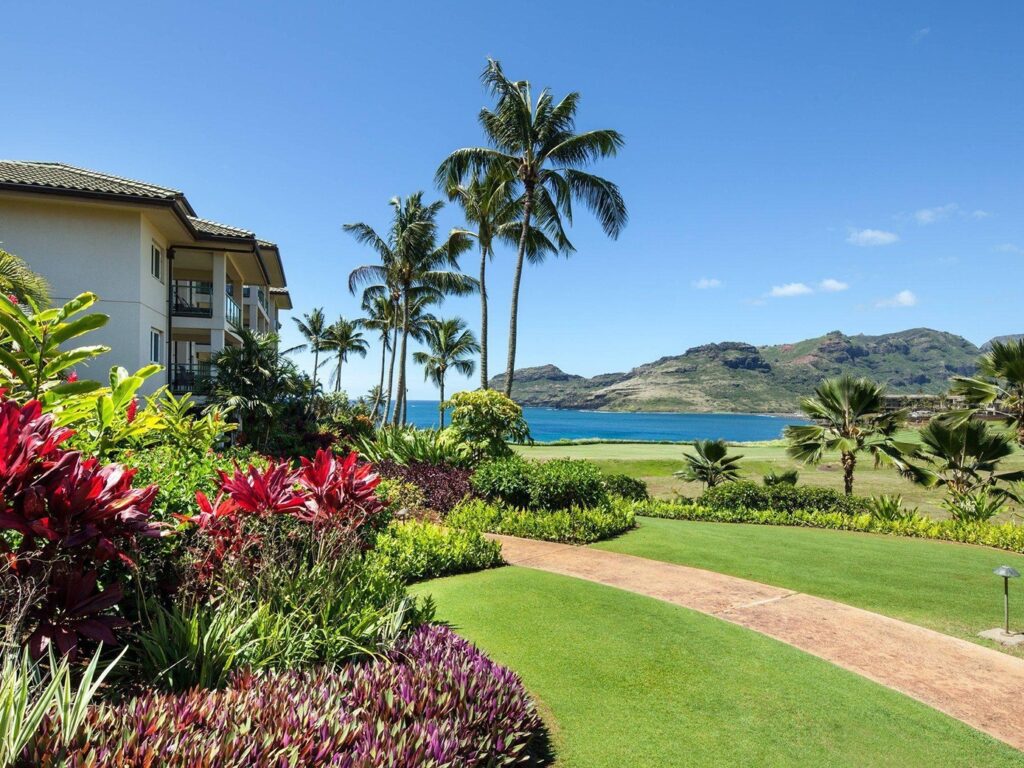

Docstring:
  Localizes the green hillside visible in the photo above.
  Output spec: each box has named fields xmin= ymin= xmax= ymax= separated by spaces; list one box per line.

xmin=490 ymin=328 xmax=987 ymax=413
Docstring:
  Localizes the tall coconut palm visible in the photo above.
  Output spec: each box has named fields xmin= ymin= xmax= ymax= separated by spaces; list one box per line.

xmin=447 ymin=171 xmax=557 ymax=389
xmin=950 ymin=339 xmax=1024 ymax=447
xmin=291 ymin=307 xmax=328 ymax=392
xmin=437 ymin=58 xmax=627 ymax=397
xmin=0 ymin=248 xmax=50 ymax=307
xmin=346 ymin=193 xmax=475 ymax=425
xmin=361 ymin=295 xmax=396 ymax=421
xmin=784 ymin=375 xmax=913 ymax=496
xmin=320 ymin=316 xmax=368 ymax=393
xmin=413 ymin=317 xmax=480 ymax=427
xmin=674 ymin=440 xmax=743 ymax=490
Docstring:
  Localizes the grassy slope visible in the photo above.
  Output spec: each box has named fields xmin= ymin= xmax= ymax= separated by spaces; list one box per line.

xmin=415 ymin=567 xmax=1022 ymax=767
xmin=595 ymin=518 xmax=1024 ymax=657
xmin=515 ymin=440 xmax=1024 ymax=518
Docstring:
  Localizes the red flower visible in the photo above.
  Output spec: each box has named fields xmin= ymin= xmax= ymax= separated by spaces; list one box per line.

xmin=125 ymin=398 xmax=138 ymax=423
xmin=67 ymin=371 xmax=78 ymax=383
xmin=7 ymin=294 xmax=17 ymax=304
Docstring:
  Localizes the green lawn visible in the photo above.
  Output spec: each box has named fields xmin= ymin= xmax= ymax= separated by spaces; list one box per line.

xmin=415 ymin=567 xmax=1023 ymax=767
xmin=516 ymin=440 xmax=1024 ymax=518
xmin=595 ymin=517 xmax=1024 ymax=656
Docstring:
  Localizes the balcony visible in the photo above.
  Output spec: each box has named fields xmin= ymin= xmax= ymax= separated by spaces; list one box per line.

xmin=170 ymin=361 xmax=217 ymax=396
xmin=243 ymin=285 xmax=269 ymax=313
xmin=172 ymin=280 xmax=213 ymax=318
xmin=226 ymin=293 xmax=242 ymax=328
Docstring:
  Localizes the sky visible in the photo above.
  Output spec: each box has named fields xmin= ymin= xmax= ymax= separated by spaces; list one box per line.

xmin=1 ymin=1 xmax=1022 ymax=398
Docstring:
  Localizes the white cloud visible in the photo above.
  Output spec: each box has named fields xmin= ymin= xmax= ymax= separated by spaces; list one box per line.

xmin=847 ymin=228 xmax=899 ymax=246
xmin=818 ymin=278 xmax=849 ymax=292
xmin=914 ymin=203 xmax=958 ymax=224
xmin=876 ymin=289 xmax=918 ymax=308
xmin=692 ymin=277 xmax=722 ymax=290
xmin=970 ymin=209 xmax=991 ymax=219
xmin=911 ymin=27 xmax=931 ymax=44
xmin=996 ymin=243 xmax=1023 ymax=254
xmin=770 ymin=282 xmax=813 ymax=298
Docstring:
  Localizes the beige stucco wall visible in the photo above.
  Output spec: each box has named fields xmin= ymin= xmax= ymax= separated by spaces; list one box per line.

xmin=0 ymin=197 xmax=169 ymax=392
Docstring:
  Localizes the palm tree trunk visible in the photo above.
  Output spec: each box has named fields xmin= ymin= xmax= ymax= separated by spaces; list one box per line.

xmin=438 ymin=376 xmax=445 ymax=428
xmin=382 ymin=318 xmax=399 ymax=425
xmin=504 ymin=186 xmax=534 ymax=398
xmin=311 ymin=346 xmax=319 ymax=392
xmin=372 ymin=339 xmax=386 ymax=419
xmin=480 ymin=245 xmax=489 ymax=390
xmin=842 ymin=451 xmax=856 ymax=496
xmin=392 ymin=292 xmax=410 ymax=426
xmin=335 ymin=355 xmax=343 ymax=392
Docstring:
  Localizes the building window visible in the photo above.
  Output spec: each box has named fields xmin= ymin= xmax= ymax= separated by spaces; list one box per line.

xmin=150 ymin=244 xmax=163 ymax=282
xmin=150 ymin=328 xmax=163 ymax=364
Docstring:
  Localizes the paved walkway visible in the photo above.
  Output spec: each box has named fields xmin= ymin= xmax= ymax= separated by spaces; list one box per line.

xmin=492 ymin=534 xmax=1024 ymax=751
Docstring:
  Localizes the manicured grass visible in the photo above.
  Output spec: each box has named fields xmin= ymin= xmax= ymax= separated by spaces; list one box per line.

xmin=595 ymin=517 xmax=1024 ymax=656
xmin=516 ymin=440 xmax=1024 ymax=518
xmin=415 ymin=567 xmax=1022 ymax=767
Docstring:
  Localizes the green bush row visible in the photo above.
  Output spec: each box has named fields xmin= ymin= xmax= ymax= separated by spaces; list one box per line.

xmin=448 ymin=497 xmax=636 ymax=545
xmin=632 ymin=499 xmax=1024 ymax=554
xmin=372 ymin=520 xmax=504 ymax=582
xmin=697 ymin=480 xmax=871 ymax=516
xmin=472 ymin=456 xmax=609 ymax=511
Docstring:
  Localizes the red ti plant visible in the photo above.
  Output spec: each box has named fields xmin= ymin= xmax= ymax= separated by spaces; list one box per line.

xmin=294 ymin=449 xmax=383 ymax=533
xmin=216 ymin=460 xmax=306 ymax=516
xmin=0 ymin=396 xmax=163 ymax=658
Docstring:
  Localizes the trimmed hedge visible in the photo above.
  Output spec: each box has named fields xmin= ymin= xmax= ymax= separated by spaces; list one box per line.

xmin=472 ymin=456 xmax=609 ymax=511
xmin=449 ymin=497 xmax=635 ymax=545
xmin=698 ymin=481 xmax=871 ymax=516
xmin=602 ymin=473 xmax=650 ymax=502
xmin=373 ymin=520 xmax=503 ymax=582
xmin=632 ymin=499 xmax=1024 ymax=555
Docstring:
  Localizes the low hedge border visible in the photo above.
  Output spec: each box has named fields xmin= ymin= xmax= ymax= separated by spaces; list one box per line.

xmin=449 ymin=497 xmax=636 ymax=545
xmin=633 ymin=499 xmax=1024 ymax=555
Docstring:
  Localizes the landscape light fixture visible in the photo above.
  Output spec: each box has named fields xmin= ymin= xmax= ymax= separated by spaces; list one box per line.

xmin=994 ymin=565 xmax=1021 ymax=635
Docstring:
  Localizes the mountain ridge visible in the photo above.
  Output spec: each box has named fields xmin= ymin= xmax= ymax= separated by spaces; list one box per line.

xmin=489 ymin=328 xmax=1010 ymax=413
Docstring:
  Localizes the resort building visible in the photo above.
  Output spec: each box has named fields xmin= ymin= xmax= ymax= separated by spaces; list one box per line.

xmin=0 ymin=161 xmax=291 ymax=395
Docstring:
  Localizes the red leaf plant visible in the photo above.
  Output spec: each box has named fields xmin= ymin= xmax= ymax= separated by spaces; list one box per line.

xmin=293 ymin=449 xmax=383 ymax=531
xmin=216 ymin=460 xmax=306 ymax=516
xmin=0 ymin=395 xmax=162 ymax=659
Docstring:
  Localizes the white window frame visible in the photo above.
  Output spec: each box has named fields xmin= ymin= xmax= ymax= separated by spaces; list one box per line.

xmin=149 ymin=328 xmax=163 ymax=364
xmin=150 ymin=243 xmax=163 ymax=283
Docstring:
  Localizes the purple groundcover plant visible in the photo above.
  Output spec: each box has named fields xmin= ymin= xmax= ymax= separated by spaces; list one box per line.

xmin=27 ymin=625 xmax=542 ymax=767
xmin=376 ymin=460 xmax=473 ymax=515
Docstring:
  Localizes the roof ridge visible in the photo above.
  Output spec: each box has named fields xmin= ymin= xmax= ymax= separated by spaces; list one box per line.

xmin=187 ymin=214 xmax=254 ymax=235
xmin=33 ymin=161 xmax=184 ymax=196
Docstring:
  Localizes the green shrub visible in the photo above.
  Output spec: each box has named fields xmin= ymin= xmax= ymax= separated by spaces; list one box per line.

xmin=371 ymin=521 xmax=503 ymax=582
xmin=448 ymin=498 xmax=635 ymax=545
xmin=472 ymin=455 xmax=534 ymax=508
xmin=699 ymin=480 xmax=871 ymax=515
xmin=376 ymin=478 xmax=427 ymax=518
xmin=762 ymin=468 xmax=799 ymax=486
xmin=603 ymin=473 xmax=650 ymax=501
xmin=355 ymin=426 xmax=473 ymax=468
xmin=629 ymin=499 xmax=1024 ymax=555
xmin=443 ymin=389 xmax=531 ymax=460
xmin=528 ymin=459 xmax=608 ymax=511
xmin=868 ymin=495 xmax=922 ymax=522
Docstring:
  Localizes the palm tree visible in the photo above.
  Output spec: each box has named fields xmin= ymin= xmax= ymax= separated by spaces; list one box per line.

xmin=674 ymin=440 xmax=743 ymax=490
xmin=413 ymin=317 xmax=480 ymax=427
xmin=437 ymin=58 xmax=627 ymax=397
xmin=320 ymin=316 xmax=368 ymax=393
xmin=784 ymin=375 xmax=912 ymax=496
xmin=447 ymin=170 xmax=556 ymax=388
xmin=291 ymin=307 xmax=328 ymax=392
xmin=346 ymin=193 xmax=475 ymax=425
xmin=903 ymin=417 xmax=1024 ymax=497
xmin=950 ymin=339 xmax=1024 ymax=447
xmin=361 ymin=295 xmax=396 ymax=421
xmin=0 ymin=248 xmax=50 ymax=307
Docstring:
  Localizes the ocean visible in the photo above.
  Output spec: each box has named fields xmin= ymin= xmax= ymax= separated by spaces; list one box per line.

xmin=403 ymin=400 xmax=805 ymax=443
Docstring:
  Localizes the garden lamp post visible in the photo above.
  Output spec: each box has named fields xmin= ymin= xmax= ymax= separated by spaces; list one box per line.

xmin=994 ymin=566 xmax=1020 ymax=635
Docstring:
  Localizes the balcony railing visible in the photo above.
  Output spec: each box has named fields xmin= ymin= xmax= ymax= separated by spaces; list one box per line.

xmin=170 ymin=362 xmax=217 ymax=396
xmin=172 ymin=281 xmax=213 ymax=318
xmin=242 ymin=285 xmax=270 ymax=312
xmin=226 ymin=292 xmax=242 ymax=328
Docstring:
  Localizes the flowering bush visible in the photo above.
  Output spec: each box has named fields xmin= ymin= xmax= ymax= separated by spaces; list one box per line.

xmin=376 ymin=460 xmax=472 ymax=515
xmin=27 ymin=625 xmax=542 ymax=767
xmin=0 ymin=397 xmax=162 ymax=658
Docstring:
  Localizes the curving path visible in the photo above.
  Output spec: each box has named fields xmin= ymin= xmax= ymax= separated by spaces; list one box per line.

xmin=491 ymin=534 xmax=1024 ymax=752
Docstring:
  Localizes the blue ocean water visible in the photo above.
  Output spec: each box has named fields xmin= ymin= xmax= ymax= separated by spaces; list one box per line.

xmin=403 ymin=400 xmax=805 ymax=443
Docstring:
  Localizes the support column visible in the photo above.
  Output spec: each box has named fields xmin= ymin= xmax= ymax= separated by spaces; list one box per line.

xmin=212 ymin=252 xmax=227 ymax=325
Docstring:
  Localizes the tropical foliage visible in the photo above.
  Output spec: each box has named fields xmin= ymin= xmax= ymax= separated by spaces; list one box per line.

xmin=0 ymin=248 xmax=50 ymax=307
xmin=413 ymin=317 xmax=479 ymax=426
xmin=675 ymin=439 xmax=743 ymax=490
xmin=444 ymin=389 xmax=531 ymax=460
xmin=950 ymin=338 xmax=1024 ymax=446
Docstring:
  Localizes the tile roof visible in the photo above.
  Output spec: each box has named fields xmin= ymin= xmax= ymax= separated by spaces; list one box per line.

xmin=0 ymin=160 xmax=185 ymax=202
xmin=187 ymin=216 xmax=254 ymax=239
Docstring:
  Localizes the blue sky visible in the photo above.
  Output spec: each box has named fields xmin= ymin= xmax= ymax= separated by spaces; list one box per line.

xmin=2 ymin=1 xmax=1022 ymax=398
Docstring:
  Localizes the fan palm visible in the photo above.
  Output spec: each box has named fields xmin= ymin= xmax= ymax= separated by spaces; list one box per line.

xmin=0 ymin=248 xmax=50 ymax=307
xmin=674 ymin=440 xmax=743 ymax=489
xmin=447 ymin=170 xmax=557 ymax=388
xmin=346 ymin=193 xmax=475 ymax=425
xmin=784 ymin=375 xmax=913 ymax=496
xmin=903 ymin=417 xmax=1024 ymax=495
xmin=413 ymin=317 xmax=480 ymax=427
xmin=320 ymin=316 xmax=368 ymax=393
xmin=950 ymin=339 xmax=1024 ymax=447
xmin=291 ymin=307 xmax=328 ymax=392
xmin=437 ymin=58 xmax=627 ymax=397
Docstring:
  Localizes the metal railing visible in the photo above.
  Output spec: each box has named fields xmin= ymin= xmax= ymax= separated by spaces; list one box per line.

xmin=226 ymin=292 xmax=242 ymax=328
xmin=172 ymin=281 xmax=213 ymax=318
xmin=169 ymin=362 xmax=217 ymax=395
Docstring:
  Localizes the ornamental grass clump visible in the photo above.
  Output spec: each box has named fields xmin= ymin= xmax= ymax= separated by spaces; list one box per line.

xmin=25 ymin=625 xmax=542 ymax=768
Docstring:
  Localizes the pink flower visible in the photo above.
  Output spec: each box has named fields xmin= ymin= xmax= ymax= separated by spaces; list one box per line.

xmin=7 ymin=294 xmax=18 ymax=304
xmin=67 ymin=371 xmax=78 ymax=383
